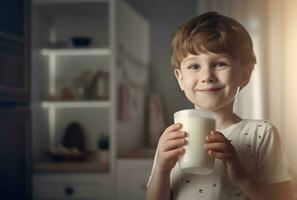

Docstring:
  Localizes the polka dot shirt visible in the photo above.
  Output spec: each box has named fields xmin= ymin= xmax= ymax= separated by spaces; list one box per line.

xmin=146 ymin=119 xmax=292 ymax=200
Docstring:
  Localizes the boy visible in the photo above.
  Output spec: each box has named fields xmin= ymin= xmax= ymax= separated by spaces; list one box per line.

xmin=146 ymin=12 xmax=293 ymax=200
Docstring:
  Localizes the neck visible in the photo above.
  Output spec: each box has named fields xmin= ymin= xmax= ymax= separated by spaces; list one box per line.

xmin=215 ymin=111 xmax=241 ymax=130
xmin=214 ymin=101 xmax=242 ymax=130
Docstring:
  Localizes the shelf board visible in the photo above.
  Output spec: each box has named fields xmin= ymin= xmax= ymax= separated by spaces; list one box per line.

xmin=41 ymin=48 xmax=110 ymax=56
xmin=41 ymin=100 xmax=111 ymax=108
xmin=34 ymin=0 xmax=108 ymax=4
xmin=33 ymin=161 xmax=109 ymax=173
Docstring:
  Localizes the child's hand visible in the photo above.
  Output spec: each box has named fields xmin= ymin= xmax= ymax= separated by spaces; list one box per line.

xmin=156 ymin=123 xmax=186 ymax=173
xmin=204 ymin=131 xmax=249 ymax=185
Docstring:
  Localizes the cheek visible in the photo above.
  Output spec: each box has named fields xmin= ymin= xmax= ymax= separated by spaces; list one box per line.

xmin=224 ymin=79 xmax=241 ymax=98
xmin=221 ymin=71 xmax=240 ymax=87
xmin=225 ymin=86 xmax=238 ymax=100
xmin=182 ymin=75 xmax=198 ymax=88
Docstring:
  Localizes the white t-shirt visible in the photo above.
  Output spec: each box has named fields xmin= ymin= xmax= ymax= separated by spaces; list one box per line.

xmin=146 ymin=119 xmax=292 ymax=200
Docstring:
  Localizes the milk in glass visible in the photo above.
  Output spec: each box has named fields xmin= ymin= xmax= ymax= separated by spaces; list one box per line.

xmin=174 ymin=109 xmax=215 ymax=174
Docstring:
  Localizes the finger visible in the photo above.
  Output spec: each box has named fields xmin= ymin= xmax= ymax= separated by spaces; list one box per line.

xmin=208 ymin=151 xmax=234 ymax=162
xmin=166 ymin=131 xmax=186 ymax=140
xmin=206 ymin=131 xmax=229 ymax=143
xmin=160 ymin=124 xmax=184 ymax=142
xmin=204 ymin=142 xmax=231 ymax=153
xmin=162 ymin=138 xmax=186 ymax=151
xmin=163 ymin=148 xmax=185 ymax=160
xmin=164 ymin=123 xmax=183 ymax=134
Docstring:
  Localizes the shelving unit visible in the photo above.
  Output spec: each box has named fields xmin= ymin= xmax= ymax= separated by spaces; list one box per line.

xmin=34 ymin=0 xmax=108 ymax=4
xmin=41 ymin=101 xmax=111 ymax=108
xmin=33 ymin=160 xmax=109 ymax=173
xmin=41 ymin=48 xmax=111 ymax=56
xmin=31 ymin=0 xmax=150 ymax=199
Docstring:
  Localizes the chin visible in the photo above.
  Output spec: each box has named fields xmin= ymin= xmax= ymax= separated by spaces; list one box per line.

xmin=192 ymin=100 xmax=224 ymax=112
xmin=194 ymin=99 xmax=235 ymax=113
xmin=193 ymin=103 xmax=218 ymax=112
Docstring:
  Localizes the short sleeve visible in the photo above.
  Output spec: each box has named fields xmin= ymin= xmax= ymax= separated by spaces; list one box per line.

xmin=146 ymin=148 xmax=158 ymax=188
xmin=257 ymin=125 xmax=292 ymax=183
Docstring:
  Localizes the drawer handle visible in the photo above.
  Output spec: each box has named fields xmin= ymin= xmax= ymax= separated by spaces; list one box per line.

xmin=64 ymin=186 xmax=74 ymax=196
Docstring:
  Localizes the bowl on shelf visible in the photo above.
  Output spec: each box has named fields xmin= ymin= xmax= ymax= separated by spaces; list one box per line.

xmin=47 ymin=145 xmax=89 ymax=162
xmin=47 ymin=151 xmax=86 ymax=162
xmin=71 ymin=36 xmax=92 ymax=47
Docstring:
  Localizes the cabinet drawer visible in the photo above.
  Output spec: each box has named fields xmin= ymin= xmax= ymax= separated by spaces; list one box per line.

xmin=33 ymin=174 xmax=111 ymax=200
xmin=126 ymin=169 xmax=151 ymax=199
xmin=117 ymin=159 xmax=153 ymax=200
xmin=34 ymin=182 xmax=101 ymax=199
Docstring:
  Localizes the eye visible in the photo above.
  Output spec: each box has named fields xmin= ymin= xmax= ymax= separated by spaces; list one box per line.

xmin=188 ymin=64 xmax=201 ymax=70
xmin=214 ymin=62 xmax=228 ymax=69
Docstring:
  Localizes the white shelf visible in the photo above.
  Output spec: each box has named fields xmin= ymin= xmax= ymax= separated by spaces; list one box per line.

xmin=41 ymin=101 xmax=111 ymax=108
xmin=34 ymin=0 xmax=108 ymax=4
xmin=33 ymin=161 xmax=109 ymax=173
xmin=41 ymin=48 xmax=110 ymax=56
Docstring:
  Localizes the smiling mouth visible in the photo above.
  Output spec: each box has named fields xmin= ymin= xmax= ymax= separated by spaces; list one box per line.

xmin=197 ymin=87 xmax=224 ymax=92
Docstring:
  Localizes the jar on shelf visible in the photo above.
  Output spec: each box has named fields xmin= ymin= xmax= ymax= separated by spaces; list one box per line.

xmin=96 ymin=71 xmax=109 ymax=100
xmin=58 ymin=79 xmax=75 ymax=100
xmin=96 ymin=133 xmax=109 ymax=164
xmin=87 ymin=70 xmax=109 ymax=100
xmin=74 ymin=70 xmax=93 ymax=100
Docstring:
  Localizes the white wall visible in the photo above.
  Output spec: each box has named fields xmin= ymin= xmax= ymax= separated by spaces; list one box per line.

xmin=196 ymin=0 xmax=297 ymax=175
xmin=124 ymin=0 xmax=196 ymax=124
xmin=256 ymin=0 xmax=297 ymax=175
xmin=196 ymin=0 xmax=265 ymax=120
xmin=283 ymin=0 xmax=297 ymax=174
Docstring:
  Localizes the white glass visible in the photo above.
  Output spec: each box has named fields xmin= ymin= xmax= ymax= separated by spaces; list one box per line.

xmin=174 ymin=109 xmax=216 ymax=174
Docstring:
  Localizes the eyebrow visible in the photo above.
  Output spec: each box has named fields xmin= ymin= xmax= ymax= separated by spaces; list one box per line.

xmin=181 ymin=57 xmax=197 ymax=65
xmin=182 ymin=54 xmax=231 ymax=64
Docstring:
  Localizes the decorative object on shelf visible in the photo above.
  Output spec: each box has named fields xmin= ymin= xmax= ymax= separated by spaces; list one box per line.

xmin=61 ymin=86 xmax=75 ymax=100
xmin=98 ymin=133 xmax=109 ymax=150
xmin=97 ymin=133 xmax=109 ymax=165
xmin=57 ymin=78 xmax=75 ymax=100
xmin=87 ymin=70 xmax=109 ymax=100
xmin=116 ymin=43 xmax=149 ymax=91
xmin=48 ymin=25 xmax=68 ymax=48
xmin=118 ymin=83 xmax=130 ymax=121
xmin=97 ymin=71 xmax=109 ymax=99
xmin=47 ymin=122 xmax=87 ymax=162
xmin=75 ymin=70 xmax=93 ymax=100
xmin=47 ymin=145 xmax=86 ymax=162
xmin=71 ymin=36 xmax=92 ymax=47
xmin=48 ymin=69 xmax=109 ymax=101
xmin=62 ymin=122 xmax=86 ymax=151
xmin=148 ymin=94 xmax=165 ymax=147
xmin=72 ymin=77 xmax=86 ymax=100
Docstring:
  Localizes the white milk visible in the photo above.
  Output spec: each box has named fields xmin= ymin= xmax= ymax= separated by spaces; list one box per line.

xmin=174 ymin=109 xmax=215 ymax=174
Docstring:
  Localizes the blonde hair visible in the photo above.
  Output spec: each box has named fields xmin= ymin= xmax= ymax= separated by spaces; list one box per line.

xmin=170 ymin=12 xmax=256 ymax=72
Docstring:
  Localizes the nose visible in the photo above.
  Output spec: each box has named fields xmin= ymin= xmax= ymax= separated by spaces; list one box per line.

xmin=200 ymin=67 xmax=216 ymax=83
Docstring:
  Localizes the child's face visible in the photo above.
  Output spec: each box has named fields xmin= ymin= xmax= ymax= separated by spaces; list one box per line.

xmin=174 ymin=52 xmax=248 ymax=112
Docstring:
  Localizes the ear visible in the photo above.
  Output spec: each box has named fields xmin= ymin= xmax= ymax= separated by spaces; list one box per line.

xmin=240 ymin=65 xmax=253 ymax=88
xmin=174 ymin=69 xmax=185 ymax=91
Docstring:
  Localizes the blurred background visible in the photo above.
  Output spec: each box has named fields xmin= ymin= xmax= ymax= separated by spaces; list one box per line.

xmin=0 ymin=0 xmax=297 ymax=199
